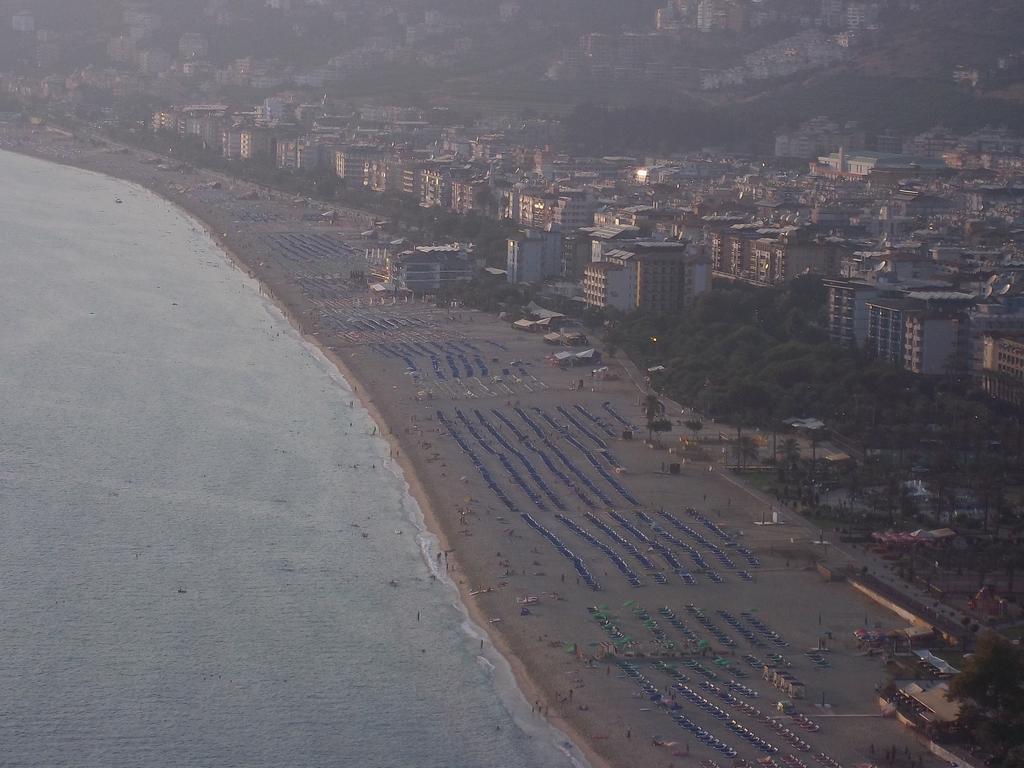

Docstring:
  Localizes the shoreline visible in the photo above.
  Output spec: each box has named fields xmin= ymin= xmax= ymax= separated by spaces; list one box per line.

xmin=0 ymin=126 xmax=949 ymax=768
xmin=316 ymin=342 xmax=600 ymax=768
xmin=0 ymin=137 xmax=605 ymax=768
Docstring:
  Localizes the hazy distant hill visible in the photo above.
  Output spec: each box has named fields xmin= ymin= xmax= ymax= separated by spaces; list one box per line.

xmin=3 ymin=0 xmax=1022 ymax=152
xmin=430 ymin=0 xmax=1024 ymax=150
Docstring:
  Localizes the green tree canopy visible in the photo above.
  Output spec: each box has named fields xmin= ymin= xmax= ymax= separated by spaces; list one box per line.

xmin=948 ymin=632 xmax=1024 ymax=765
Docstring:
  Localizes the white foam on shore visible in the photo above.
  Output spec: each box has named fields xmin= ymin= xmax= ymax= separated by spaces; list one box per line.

xmin=395 ymin=438 xmax=591 ymax=768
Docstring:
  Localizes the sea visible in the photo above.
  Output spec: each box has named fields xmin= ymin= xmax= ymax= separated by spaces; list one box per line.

xmin=0 ymin=149 xmax=583 ymax=768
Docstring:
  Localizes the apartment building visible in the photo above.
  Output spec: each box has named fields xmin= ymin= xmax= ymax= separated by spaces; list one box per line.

xmin=963 ymin=304 xmax=1024 ymax=372
xmin=825 ymin=278 xmax=883 ymax=346
xmin=507 ymin=229 xmax=563 ymax=284
xmin=334 ymin=145 xmax=379 ymax=185
xmin=710 ymin=223 xmax=841 ymax=286
xmin=583 ymin=261 xmax=633 ymax=312
xmin=550 ymin=190 xmax=597 ymax=231
xmin=365 ymin=157 xmax=394 ymax=193
xmin=865 ymin=298 xmax=920 ymax=365
xmin=185 ymin=112 xmax=228 ymax=150
xmin=419 ymin=162 xmax=453 ymax=209
xmin=866 ymin=292 xmax=974 ymax=371
xmin=708 ymin=224 xmax=759 ymax=277
xmin=512 ymin=189 xmax=554 ymax=230
xmin=222 ymin=125 xmax=244 ymax=159
xmin=151 ymin=109 xmax=179 ymax=133
xmin=450 ymin=171 xmax=488 ymax=215
xmin=632 ymin=241 xmax=709 ymax=314
xmin=586 ymin=224 xmax=641 ymax=263
xmin=276 ymin=138 xmax=301 ymax=170
xmin=981 ymin=334 xmax=1024 ymax=406
xmin=904 ymin=312 xmax=962 ymax=375
xmin=696 ymin=0 xmax=745 ymax=32
xmin=561 ymin=230 xmax=593 ymax=281
xmin=752 ymin=229 xmax=840 ymax=286
xmin=583 ymin=240 xmax=708 ymax=314
xmin=240 ymin=128 xmax=274 ymax=161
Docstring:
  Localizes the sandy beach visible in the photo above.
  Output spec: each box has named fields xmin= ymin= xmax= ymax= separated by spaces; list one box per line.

xmin=0 ymin=123 xmax=949 ymax=768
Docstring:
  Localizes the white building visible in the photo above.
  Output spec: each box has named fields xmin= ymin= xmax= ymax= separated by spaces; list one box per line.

xmin=507 ymin=229 xmax=562 ymax=284
xmin=551 ymin=191 xmax=597 ymax=231
xmin=583 ymin=261 xmax=634 ymax=311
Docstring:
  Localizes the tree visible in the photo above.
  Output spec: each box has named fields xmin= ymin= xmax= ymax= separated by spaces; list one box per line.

xmin=735 ymin=435 xmax=759 ymax=471
xmin=684 ymin=419 xmax=704 ymax=442
xmin=780 ymin=438 xmax=801 ymax=477
xmin=644 ymin=394 xmax=666 ymax=443
xmin=650 ymin=418 xmax=673 ymax=444
xmin=948 ymin=632 xmax=1024 ymax=765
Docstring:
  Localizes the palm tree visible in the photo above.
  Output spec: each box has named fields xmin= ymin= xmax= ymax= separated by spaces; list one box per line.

xmin=780 ymin=438 xmax=801 ymax=477
xmin=735 ymin=435 xmax=759 ymax=471
xmin=644 ymin=394 xmax=666 ymax=443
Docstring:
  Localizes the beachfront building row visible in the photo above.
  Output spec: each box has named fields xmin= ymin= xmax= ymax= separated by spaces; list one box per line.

xmin=582 ymin=240 xmax=710 ymax=314
xmin=825 ymin=275 xmax=1024 ymax=385
xmin=505 ymin=224 xmax=710 ymax=315
xmin=384 ymin=244 xmax=474 ymax=294
xmin=980 ymin=334 xmax=1024 ymax=407
xmin=506 ymin=229 xmax=562 ymax=284
xmin=707 ymin=222 xmax=843 ymax=287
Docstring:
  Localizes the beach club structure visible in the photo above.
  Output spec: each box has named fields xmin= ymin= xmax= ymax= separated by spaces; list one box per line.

xmin=384 ymin=244 xmax=473 ymax=293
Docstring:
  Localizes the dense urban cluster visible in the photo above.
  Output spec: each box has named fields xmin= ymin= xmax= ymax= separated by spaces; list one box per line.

xmin=552 ymin=0 xmax=1024 ymax=93
xmin=0 ymin=0 xmax=565 ymax=96
xmin=7 ymin=4 xmax=1024 ymax=768
xmin=4 ymin=12 xmax=1024 ymax=404
xmin=112 ymin=99 xmax=1024 ymax=410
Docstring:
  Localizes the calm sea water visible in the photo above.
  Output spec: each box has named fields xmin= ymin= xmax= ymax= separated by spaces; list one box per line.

xmin=0 ymin=150 xmax=582 ymax=768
